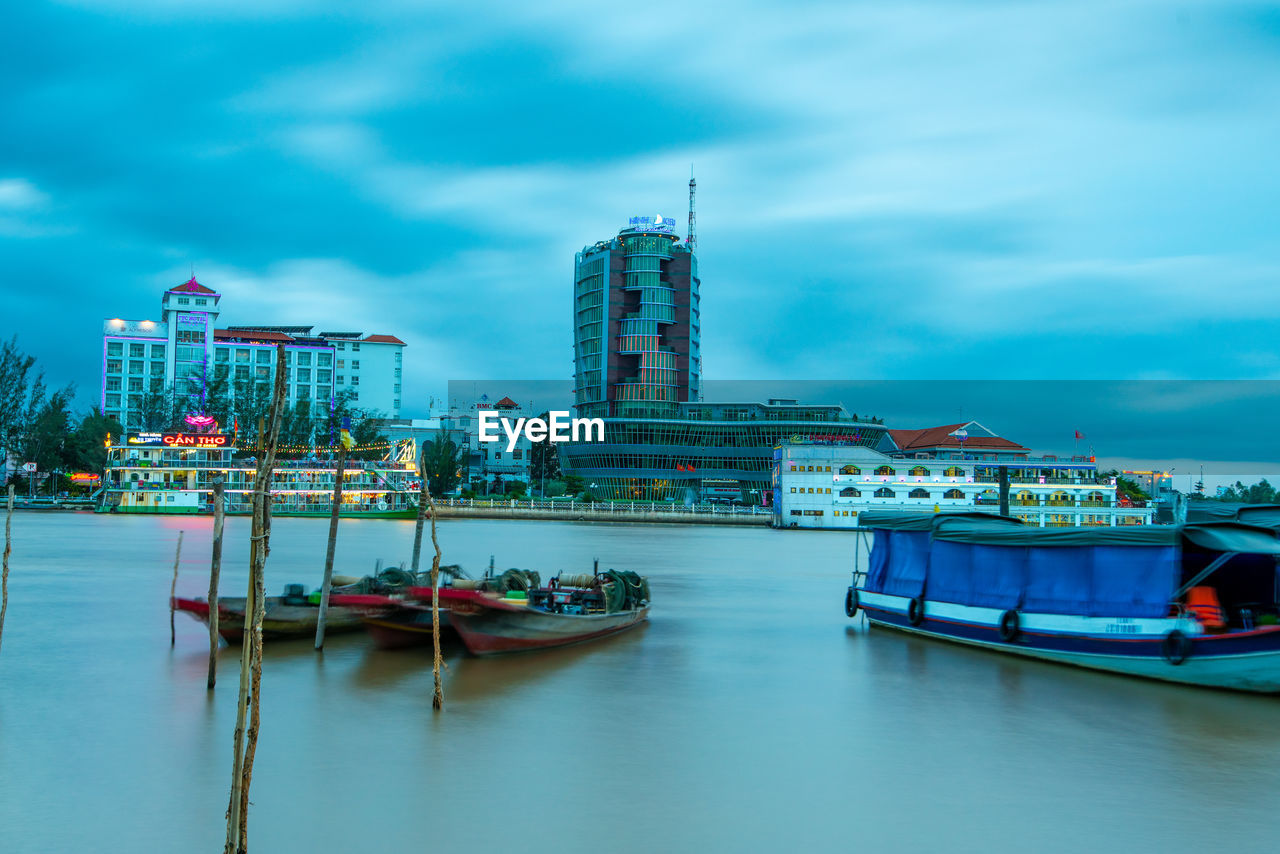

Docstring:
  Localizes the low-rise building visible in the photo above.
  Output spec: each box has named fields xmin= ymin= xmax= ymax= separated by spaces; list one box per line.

xmin=773 ymin=422 xmax=1155 ymax=528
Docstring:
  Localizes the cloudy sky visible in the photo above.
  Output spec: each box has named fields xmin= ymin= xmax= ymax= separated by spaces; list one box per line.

xmin=2 ymin=1 xmax=1278 ymax=443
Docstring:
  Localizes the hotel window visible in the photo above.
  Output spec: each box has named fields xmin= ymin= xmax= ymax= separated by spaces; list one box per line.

xmin=394 ymin=368 xmax=401 ymax=378
xmin=944 ymin=489 xmax=965 ymax=499
xmin=106 ymin=377 xmax=121 ymax=391
xmin=128 ymin=378 xmax=143 ymax=392
xmin=337 ymin=359 xmax=345 ymax=369
xmin=393 ymin=399 xmax=400 ymax=409
xmin=352 ymin=343 xmax=360 ymax=351
xmin=336 ymin=375 xmax=344 ymax=384
xmin=351 ymin=360 xmax=360 ymax=370
xmin=150 ymin=363 xmax=163 ymax=376
xmin=235 ymin=350 xmax=250 ymax=363
xmin=350 ymin=391 xmax=358 ymax=401
xmin=106 ymin=394 xmax=121 ymax=408
xmin=394 ymin=351 xmax=401 ymax=362
xmin=874 ymin=487 xmax=896 ymax=498
xmin=318 ymin=352 xmax=332 ymax=367
xmin=236 ymin=366 xmax=249 ymax=380
xmin=255 ymin=366 xmax=269 ymax=380
xmin=195 ymin=298 xmax=207 ymax=306
xmin=298 ymin=352 xmax=311 ymax=366
xmin=107 ymin=359 xmax=122 ymax=373
xmin=393 ymin=384 xmax=400 ymax=393
xmin=129 ymin=343 xmax=144 ymax=357
xmin=944 ymin=466 xmax=964 ymax=477
xmin=177 ymin=297 xmax=189 ymax=305
xmin=216 ymin=348 xmax=229 ymax=363
xmin=298 ymin=387 xmax=310 ymax=400
xmin=128 ymin=361 xmax=143 ymax=375
xmin=318 ymin=370 xmax=331 ymax=383
xmin=875 ymin=466 xmax=896 ymax=476
xmin=150 ymin=344 xmax=165 ymax=359
xmin=336 ymin=342 xmax=344 ymax=350
xmin=840 ymin=465 xmax=861 ymax=475
xmin=351 ymin=376 xmax=360 ymax=386
xmin=256 ymin=350 xmax=270 ymax=364
xmin=150 ymin=378 xmax=164 ymax=392
xmin=790 ymin=488 xmax=796 ymax=493
xmin=908 ymin=488 xmax=931 ymax=498
xmin=317 ymin=386 xmax=331 ymax=399
xmin=128 ymin=394 xmax=142 ymax=409
xmin=839 ymin=487 xmax=861 ymax=497
xmin=107 ymin=341 xmax=123 ymax=356
xmin=909 ymin=466 xmax=929 ymax=477
xmin=297 ymin=369 xmax=311 ymax=382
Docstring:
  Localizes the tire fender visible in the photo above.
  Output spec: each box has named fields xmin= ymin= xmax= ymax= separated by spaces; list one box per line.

xmin=907 ymin=597 xmax=925 ymax=626
xmin=845 ymin=587 xmax=859 ymax=618
xmin=998 ymin=610 xmax=1021 ymax=643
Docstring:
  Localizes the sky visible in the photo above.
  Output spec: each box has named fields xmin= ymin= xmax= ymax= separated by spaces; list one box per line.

xmin=1 ymin=1 xmax=1278 ymax=468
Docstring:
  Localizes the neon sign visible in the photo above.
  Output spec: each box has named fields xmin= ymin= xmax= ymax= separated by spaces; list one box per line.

xmin=626 ymin=215 xmax=677 ymax=235
xmin=161 ymin=433 xmax=229 ymax=448
xmin=184 ymin=413 xmax=219 ymax=432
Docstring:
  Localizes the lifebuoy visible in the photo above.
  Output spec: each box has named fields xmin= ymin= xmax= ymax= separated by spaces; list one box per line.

xmin=845 ymin=587 xmax=859 ymax=618
xmin=1162 ymin=630 xmax=1192 ymax=666
xmin=998 ymin=610 xmax=1020 ymax=643
xmin=377 ymin=499 xmax=388 ymax=511
xmin=907 ymin=597 xmax=925 ymax=626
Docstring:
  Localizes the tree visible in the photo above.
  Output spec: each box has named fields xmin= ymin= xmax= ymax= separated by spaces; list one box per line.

xmin=420 ymin=436 xmax=464 ymax=496
xmin=67 ymin=408 xmax=123 ymax=475
xmin=1216 ymin=479 xmax=1276 ymax=504
xmin=505 ymin=480 xmax=527 ymax=498
xmin=563 ymin=474 xmax=585 ymax=496
xmin=529 ymin=411 xmax=562 ymax=483
xmin=0 ymin=337 xmax=39 ymax=464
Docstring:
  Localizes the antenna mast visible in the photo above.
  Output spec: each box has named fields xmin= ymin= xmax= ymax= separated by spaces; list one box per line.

xmin=687 ymin=166 xmax=696 ymax=254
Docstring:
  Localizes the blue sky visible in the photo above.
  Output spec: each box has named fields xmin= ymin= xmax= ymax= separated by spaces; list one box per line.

xmin=2 ymin=1 xmax=1279 ymax=421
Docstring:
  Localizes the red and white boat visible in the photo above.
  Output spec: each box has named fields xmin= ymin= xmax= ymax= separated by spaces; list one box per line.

xmin=436 ymin=570 xmax=650 ymax=656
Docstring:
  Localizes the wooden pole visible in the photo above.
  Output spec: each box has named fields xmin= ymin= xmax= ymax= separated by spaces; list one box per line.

xmin=314 ymin=441 xmax=347 ymax=650
xmin=226 ymin=343 xmax=286 ymax=854
xmin=208 ymin=477 xmax=225 ymax=690
xmin=410 ymin=462 xmax=428 ymax=574
xmin=998 ymin=465 xmax=1010 ymax=517
xmin=426 ymin=482 xmax=444 ymax=711
xmin=0 ymin=484 xmax=12 ymax=655
xmin=169 ymin=530 xmax=185 ymax=647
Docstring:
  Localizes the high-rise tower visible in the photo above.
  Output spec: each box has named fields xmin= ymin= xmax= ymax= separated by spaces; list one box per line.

xmin=572 ymin=214 xmax=701 ymax=418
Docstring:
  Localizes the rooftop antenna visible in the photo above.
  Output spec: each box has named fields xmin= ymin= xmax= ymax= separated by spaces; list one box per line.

xmin=686 ymin=165 xmax=697 ymax=254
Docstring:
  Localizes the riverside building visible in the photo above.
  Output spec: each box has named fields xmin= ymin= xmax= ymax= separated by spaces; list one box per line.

xmin=101 ymin=277 xmax=406 ymax=430
xmin=773 ymin=421 xmax=1155 ymax=528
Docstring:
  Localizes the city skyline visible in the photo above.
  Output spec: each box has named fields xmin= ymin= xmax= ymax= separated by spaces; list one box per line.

xmin=2 ymin=2 xmax=1278 ymax=450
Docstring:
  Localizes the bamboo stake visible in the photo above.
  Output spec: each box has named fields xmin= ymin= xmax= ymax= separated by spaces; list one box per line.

xmin=226 ymin=343 xmax=286 ymax=854
xmin=169 ymin=530 xmax=185 ymax=647
xmin=208 ymin=477 xmax=225 ymax=690
xmin=0 ymin=485 xmax=13 ymax=655
xmin=426 ymin=482 xmax=444 ymax=711
xmin=314 ymin=441 xmax=347 ymax=650
xmin=410 ymin=464 xmax=428 ymax=574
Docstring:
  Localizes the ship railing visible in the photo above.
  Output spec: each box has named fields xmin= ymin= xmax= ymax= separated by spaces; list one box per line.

xmin=430 ymin=497 xmax=772 ymax=516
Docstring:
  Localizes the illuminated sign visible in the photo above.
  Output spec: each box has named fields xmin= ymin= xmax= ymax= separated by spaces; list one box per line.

xmin=626 ymin=215 xmax=677 ymax=235
xmin=128 ymin=432 xmax=164 ymax=445
xmin=162 ymin=433 xmax=228 ymax=448
xmin=177 ymin=312 xmax=209 ymax=328
xmin=184 ymin=413 xmax=219 ymax=432
xmin=70 ymin=473 xmax=101 ymax=484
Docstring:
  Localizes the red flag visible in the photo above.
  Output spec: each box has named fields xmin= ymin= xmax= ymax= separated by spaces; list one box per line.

xmin=676 ymin=463 xmax=685 ymax=472
xmin=687 ymin=463 xmax=696 ymax=472
xmin=1074 ymin=430 xmax=1085 ymax=440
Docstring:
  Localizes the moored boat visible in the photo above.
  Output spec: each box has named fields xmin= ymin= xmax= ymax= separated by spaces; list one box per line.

xmin=848 ymin=512 xmax=1280 ymax=693
xmin=438 ymin=569 xmax=651 ymax=656
xmin=350 ymin=602 xmax=453 ymax=650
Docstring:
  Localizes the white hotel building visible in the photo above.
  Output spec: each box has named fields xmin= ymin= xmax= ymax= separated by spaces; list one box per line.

xmin=773 ymin=422 xmax=1155 ymax=529
xmin=101 ymin=277 xmax=406 ymax=430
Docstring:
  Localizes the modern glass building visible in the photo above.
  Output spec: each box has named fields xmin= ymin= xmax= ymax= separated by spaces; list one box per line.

xmin=559 ymin=399 xmax=887 ymax=502
xmin=573 ymin=216 xmax=700 ymax=418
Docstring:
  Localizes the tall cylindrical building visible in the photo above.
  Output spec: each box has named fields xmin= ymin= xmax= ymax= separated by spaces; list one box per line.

xmin=573 ymin=215 xmax=700 ymax=418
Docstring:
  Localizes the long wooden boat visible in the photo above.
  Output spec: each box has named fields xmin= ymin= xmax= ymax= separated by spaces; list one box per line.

xmin=348 ymin=601 xmax=453 ymax=650
xmin=436 ymin=570 xmax=650 ymax=656
xmin=849 ymin=512 xmax=1280 ymax=693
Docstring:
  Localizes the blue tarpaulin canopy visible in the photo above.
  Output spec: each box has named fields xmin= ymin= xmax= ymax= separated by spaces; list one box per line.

xmin=859 ymin=513 xmax=1280 ymax=618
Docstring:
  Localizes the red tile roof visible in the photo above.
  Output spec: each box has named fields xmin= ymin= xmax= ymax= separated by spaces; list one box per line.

xmin=169 ymin=276 xmax=218 ymax=295
xmin=214 ymin=328 xmax=296 ymax=343
xmin=888 ymin=423 xmax=1029 ymax=452
xmin=362 ymin=334 xmax=406 ymax=345
xmin=495 ymin=396 xmax=518 ymax=408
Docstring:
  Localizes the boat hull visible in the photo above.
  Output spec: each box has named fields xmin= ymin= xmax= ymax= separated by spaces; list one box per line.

xmin=361 ymin=605 xmax=453 ymax=650
xmin=857 ymin=590 xmax=1280 ymax=693
xmin=173 ymin=597 xmax=365 ymax=642
xmin=442 ymin=595 xmax=649 ymax=656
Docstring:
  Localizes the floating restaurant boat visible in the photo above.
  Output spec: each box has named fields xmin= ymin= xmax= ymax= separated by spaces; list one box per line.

xmin=437 ymin=569 xmax=651 ymax=656
xmin=847 ymin=512 xmax=1280 ymax=692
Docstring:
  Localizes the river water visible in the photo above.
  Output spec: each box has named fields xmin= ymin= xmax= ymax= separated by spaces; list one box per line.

xmin=0 ymin=512 xmax=1276 ymax=853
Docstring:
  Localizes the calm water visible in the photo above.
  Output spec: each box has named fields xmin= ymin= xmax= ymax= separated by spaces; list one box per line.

xmin=0 ymin=512 xmax=1277 ymax=853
